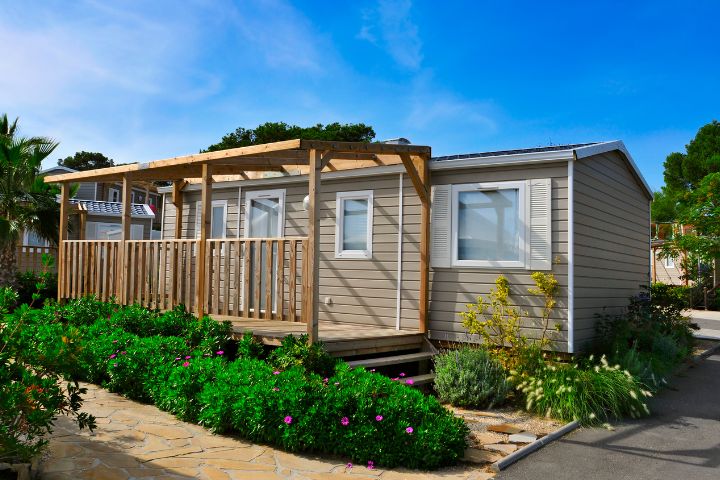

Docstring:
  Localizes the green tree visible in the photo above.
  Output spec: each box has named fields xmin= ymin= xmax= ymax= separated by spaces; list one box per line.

xmin=58 ymin=151 xmax=114 ymax=171
xmin=654 ymin=121 xmax=720 ymax=285
xmin=0 ymin=114 xmax=61 ymax=287
xmin=204 ymin=121 xmax=375 ymax=152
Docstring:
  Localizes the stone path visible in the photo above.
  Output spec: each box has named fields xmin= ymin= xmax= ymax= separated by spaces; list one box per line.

xmin=39 ymin=383 xmax=494 ymax=480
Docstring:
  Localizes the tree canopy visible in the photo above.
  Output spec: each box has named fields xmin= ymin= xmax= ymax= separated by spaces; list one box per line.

xmin=58 ymin=151 xmax=114 ymax=171
xmin=0 ymin=114 xmax=61 ymax=286
xmin=203 ymin=122 xmax=375 ymax=152
xmin=653 ymin=120 xmax=720 ymax=274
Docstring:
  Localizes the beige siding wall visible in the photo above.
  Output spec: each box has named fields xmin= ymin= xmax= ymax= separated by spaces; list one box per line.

xmin=652 ymin=250 xmax=686 ymax=285
xmin=573 ymin=151 xmax=651 ymax=349
xmin=162 ymin=174 xmax=415 ymax=330
xmin=161 ymin=163 xmax=572 ymax=347
xmin=424 ymin=163 xmax=570 ymax=349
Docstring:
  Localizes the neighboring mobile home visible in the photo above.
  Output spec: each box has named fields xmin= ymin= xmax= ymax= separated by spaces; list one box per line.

xmin=45 ymin=140 xmax=652 ymax=355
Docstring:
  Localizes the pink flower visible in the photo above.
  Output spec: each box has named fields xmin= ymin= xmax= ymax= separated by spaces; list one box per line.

xmin=341 ymin=417 xmax=349 ymax=426
xmin=323 ymin=378 xmax=329 ymax=383
xmin=369 ymin=368 xmax=376 ymax=372
xmin=284 ymin=415 xmax=293 ymax=425
xmin=273 ymin=387 xmax=280 ymax=392
xmin=185 ymin=355 xmax=191 ymax=360
xmin=216 ymin=350 xmax=224 ymax=355
xmin=367 ymin=460 xmax=375 ymax=470
xmin=112 ymin=340 xmax=118 ymax=343
xmin=399 ymin=372 xmax=406 ymax=377
xmin=273 ymin=371 xmax=280 ymax=375
xmin=175 ymin=357 xmax=181 ymax=361
xmin=182 ymin=362 xmax=190 ymax=367
xmin=391 ymin=377 xmax=399 ymax=381
xmin=405 ymin=379 xmax=414 ymax=385
xmin=109 ymin=354 xmax=116 ymax=359
xmin=113 ymin=363 xmax=118 ymax=367
xmin=121 ymin=351 xmax=126 ymax=355
xmin=375 ymin=415 xmax=383 ymax=422
xmin=346 ymin=462 xmax=353 ymax=469
xmin=405 ymin=426 xmax=414 ymax=434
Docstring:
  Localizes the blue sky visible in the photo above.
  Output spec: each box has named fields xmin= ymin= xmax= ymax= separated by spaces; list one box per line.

xmin=2 ymin=0 xmax=719 ymax=190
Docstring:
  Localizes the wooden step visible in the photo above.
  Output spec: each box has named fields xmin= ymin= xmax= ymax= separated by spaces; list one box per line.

xmin=405 ymin=373 xmax=435 ymax=387
xmin=346 ymin=351 xmax=434 ymax=369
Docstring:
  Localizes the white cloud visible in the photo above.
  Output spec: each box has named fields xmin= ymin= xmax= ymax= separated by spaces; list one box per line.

xmin=358 ymin=0 xmax=423 ymax=70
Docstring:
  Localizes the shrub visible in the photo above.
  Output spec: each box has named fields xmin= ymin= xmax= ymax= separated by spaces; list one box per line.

xmin=268 ymin=334 xmax=337 ymax=377
xmin=0 ymin=286 xmax=18 ymax=313
xmin=510 ymin=355 xmax=652 ymax=425
xmin=15 ymin=270 xmax=57 ymax=307
xmin=198 ymin=361 xmax=467 ymax=470
xmin=61 ymin=296 xmax=117 ymax=326
xmin=433 ymin=347 xmax=510 ymax=409
xmin=236 ymin=331 xmax=265 ymax=359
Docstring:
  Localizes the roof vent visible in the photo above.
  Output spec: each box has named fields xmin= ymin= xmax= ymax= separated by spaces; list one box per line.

xmin=380 ymin=137 xmax=411 ymax=145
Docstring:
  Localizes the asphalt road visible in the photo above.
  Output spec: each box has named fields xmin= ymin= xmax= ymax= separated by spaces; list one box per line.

xmin=497 ymin=354 xmax=720 ymax=480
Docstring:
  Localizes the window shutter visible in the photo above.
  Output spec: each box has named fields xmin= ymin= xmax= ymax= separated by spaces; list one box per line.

xmin=529 ymin=178 xmax=552 ymax=270
xmin=430 ymin=184 xmax=451 ymax=268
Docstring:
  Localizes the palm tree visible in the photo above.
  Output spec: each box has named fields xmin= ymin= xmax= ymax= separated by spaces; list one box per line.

xmin=0 ymin=114 xmax=60 ymax=287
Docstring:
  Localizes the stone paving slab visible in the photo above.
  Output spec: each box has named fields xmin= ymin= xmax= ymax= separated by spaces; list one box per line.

xmin=39 ymin=383 xmax=495 ymax=480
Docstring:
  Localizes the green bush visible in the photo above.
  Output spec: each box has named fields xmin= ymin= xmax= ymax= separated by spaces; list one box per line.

xmin=197 ymin=361 xmax=467 ymax=469
xmin=0 ymin=287 xmax=18 ymax=313
xmin=236 ymin=331 xmax=265 ymax=359
xmin=433 ymin=347 xmax=511 ymax=409
xmin=510 ymin=355 xmax=652 ymax=425
xmin=60 ymin=295 xmax=117 ymax=326
xmin=268 ymin=334 xmax=337 ymax=377
xmin=15 ymin=270 xmax=58 ymax=307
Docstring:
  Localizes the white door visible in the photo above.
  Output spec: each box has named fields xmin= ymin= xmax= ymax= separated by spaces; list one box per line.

xmin=244 ymin=190 xmax=285 ymax=313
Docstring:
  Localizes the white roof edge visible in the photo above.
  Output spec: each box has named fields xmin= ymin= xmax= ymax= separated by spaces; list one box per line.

xmin=573 ymin=141 xmax=653 ymax=199
xmin=40 ymin=165 xmax=78 ymax=174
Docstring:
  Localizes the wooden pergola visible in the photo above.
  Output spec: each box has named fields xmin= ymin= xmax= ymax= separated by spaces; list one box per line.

xmin=45 ymin=139 xmax=432 ymax=343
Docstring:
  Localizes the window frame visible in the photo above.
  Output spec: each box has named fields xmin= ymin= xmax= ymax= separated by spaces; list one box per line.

xmin=244 ymin=189 xmax=286 ymax=239
xmin=335 ymin=190 xmax=374 ymax=260
xmin=108 ymin=187 xmax=120 ymax=203
xmin=195 ymin=200 xmax=228 ymax=239
xmin=450 ymin=181 xmax=527 ymax=269
xmin=663 ymin=255 xmax=675 ymax=268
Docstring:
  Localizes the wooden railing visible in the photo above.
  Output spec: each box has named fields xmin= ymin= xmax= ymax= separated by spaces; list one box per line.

xmin=59 ymin=241 xmax=121 ymax=301
xmin=59 ymin=238 xmax=307 ymax=321
xmin=17 ymin=245 xmax=58 ymax=273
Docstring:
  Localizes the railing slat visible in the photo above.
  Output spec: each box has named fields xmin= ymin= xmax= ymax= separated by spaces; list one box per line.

xmin=265 ymin=240 xmax=273 ymax=320
xmin=243 ymin=241 xmax=250 ymax=318
xmin=253 ymin=240 xmax=261 ymax=320
xmin=277 ymin=240 xmax=285 ymax=321
xmin=289 ymin=240 xmax=297 ymax=322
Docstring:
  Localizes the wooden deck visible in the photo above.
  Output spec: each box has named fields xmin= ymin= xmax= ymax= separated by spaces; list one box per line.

xmin=220 ymin=318 xmax=425 ymax=357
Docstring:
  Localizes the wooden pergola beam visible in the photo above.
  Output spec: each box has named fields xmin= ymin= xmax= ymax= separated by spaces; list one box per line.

xmin=399 ymin=153 xmax=429 ymax=203
xmin=118 ymin=174 xmax=133 ymax=302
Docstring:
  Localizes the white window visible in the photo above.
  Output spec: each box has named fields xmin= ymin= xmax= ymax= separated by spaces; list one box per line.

xmin=23 ymin=230 xmax=49 ymax=247
xmin=335 ymin=190 xmax=373 ymax=259
xmin=244 ymin=190 xmax=285 ymax=238
xmin=451 ymin=182 xmax=527 ymax=268
xmin=87 ymin=222 xmax=143 ymax=240
xmin=195 ymin=200 xmax=228 ymax=239
xmin=664 ymin=255 xmax=675 ymax=268
xmin=108 ymin=187 xmax=120 ymax=203
xmin=432 ymin=179 xmax=552 ymax=270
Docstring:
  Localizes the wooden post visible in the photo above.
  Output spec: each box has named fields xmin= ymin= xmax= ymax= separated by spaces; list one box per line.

xmin=651 ymin=246 xmax=657 ymax=283
xmin=196 ymin=165 xmax=212 ymax=319
xmin=306 ymin=149 xmax=321 ymax=343
xmin=57 ymin=183 xmax=70 ymax=302
xmin=78 ymin=211 xmax=87 ymax=240
xmin=172 ymin=180 xmax=184 ymax=300
xmin=118 ymin=174 xmax=132 ymax=303
xmin=417 ymin=154 xmax=430 ymax=334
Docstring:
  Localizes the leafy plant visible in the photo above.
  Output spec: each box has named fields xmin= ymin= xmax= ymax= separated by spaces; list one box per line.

xmin=460 ymin=276 xmax=528 ymax=367
xmin=433 ymin=347 xmax=511 ymax=409
xmin=528 ymin=272 xmax=559 ymax=346
xmin=268 ymin=334 xmax=337 ymax=377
